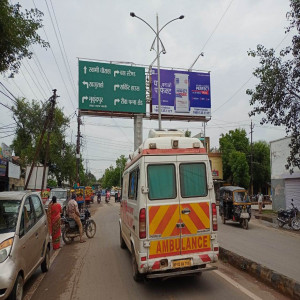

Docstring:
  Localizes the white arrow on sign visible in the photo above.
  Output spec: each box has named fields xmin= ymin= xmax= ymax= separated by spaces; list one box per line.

xmin=114 ymin=99 xmax=120 ymax=105
xmin=114 ymin=70 xmax=120 ymax=77
xmin=82 ymin=96 xmax=88 ymax=103
xmin=114 ymin=84 xmax=120 ymax=91
xmin=82 ymin=81 xmax=89 ymax=88
xmin=84 ymin=66 xmax=87 ymax=74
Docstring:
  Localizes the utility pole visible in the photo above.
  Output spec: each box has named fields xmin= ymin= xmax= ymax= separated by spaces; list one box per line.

xmin=250 ymin=120 xmax=254 ymax=196
xmin=76 ymin=110 xmax=82 ymax=184
xmin=25 ymin=89 xmax=58 ymax=190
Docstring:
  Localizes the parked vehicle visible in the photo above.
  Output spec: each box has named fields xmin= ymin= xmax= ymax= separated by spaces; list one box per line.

xmin=119 ymin=129 xmax=218 ymax=281
xmin=0 ymin=191 xmax=50 ymax=300
xmin=45 ymin=188 xmax=68 ymax=216
xmin=219 ymin=186 xmax=251 ymax=229
xmin=277 ymin=199 xmax=300 ymax=230
xmin=61 ymin=208 xmax=96 ymax=244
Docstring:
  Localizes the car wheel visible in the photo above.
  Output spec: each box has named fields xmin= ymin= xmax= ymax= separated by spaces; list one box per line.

xmin=8 ymin=274 xmax=23 ymax=300
xmin=41 ymin=246 xmax=50 ymax=272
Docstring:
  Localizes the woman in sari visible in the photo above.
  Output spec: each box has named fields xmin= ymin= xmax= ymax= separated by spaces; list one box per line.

xmin=50 ymin=196 xmax=62 ymax=250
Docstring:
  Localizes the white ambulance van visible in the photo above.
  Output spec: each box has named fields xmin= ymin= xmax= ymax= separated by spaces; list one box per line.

xmin=119 ymin=129 xmax=218 ymax=281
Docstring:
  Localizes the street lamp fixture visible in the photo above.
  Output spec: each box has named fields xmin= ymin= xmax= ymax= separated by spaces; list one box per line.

xmin=130 ymin=12 xmax=184 ymax=130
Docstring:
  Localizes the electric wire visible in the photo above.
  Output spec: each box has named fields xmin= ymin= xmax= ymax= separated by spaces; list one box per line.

xmin=24 ymin=58 xmax=48 ymax=98
xmin=0 ymin=82 xmax=18 ymax=104
xmin=31 ymin=0 xmax=76 ymax=112
xmin=44 ymin=0 xmax=77 ymax=99
xmin=22 ymin=61 xmax=45 ymax=100
xmin=189 ymin=0 xmax=234 ymax=69
xmin=19 ymin=69 xmax=39 ymax=100
xmin=49 ymin=0 xmax=77 ymax=97
xmin=29 ymin=46 xmax=53 ymax=91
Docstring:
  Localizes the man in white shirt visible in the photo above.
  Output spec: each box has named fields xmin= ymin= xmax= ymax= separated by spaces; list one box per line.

xmin=258 ymin=192 xmax=263 ymax=214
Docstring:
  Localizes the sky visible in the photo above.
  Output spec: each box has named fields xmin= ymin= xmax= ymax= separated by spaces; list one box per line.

xmin=0 ymin=0 xmax=292 ymax=179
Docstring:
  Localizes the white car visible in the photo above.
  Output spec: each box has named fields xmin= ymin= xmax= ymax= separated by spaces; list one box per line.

xmin=0 ymin=191 xmax=50 ymax=300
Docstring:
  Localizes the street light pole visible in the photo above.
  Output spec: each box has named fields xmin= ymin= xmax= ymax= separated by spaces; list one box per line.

xmin=130 ymin=12 xmax=184 ymax=131
xmin=156 ymin=14 xmax=162 ymax=130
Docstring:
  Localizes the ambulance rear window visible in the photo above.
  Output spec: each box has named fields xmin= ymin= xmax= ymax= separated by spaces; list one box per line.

xmin=147 ymin=164 xmax=176 ymax=200
xmin=180 ymin=163 xmax=207 ymax=197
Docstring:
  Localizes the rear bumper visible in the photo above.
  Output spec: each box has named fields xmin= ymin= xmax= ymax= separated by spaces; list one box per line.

xmin=146 ymin=264 xmax=217 ymax=279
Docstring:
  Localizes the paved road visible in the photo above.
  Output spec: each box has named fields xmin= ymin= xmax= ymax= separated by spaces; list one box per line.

xmin=22 ymin=202 xmax=288 ymax=300
xmin=218 ymin=212 xmax=300 ymax=282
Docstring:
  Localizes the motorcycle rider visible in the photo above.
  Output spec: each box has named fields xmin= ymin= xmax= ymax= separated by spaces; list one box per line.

xmin=67 ymin=194 xmax=86 ymax=243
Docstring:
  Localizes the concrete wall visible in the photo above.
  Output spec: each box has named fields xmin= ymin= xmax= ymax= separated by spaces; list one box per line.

xmin=270 ymin=137 xmax=300 ymax=211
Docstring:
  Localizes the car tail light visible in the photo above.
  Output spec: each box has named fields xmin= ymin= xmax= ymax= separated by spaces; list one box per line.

xmin=139 ymin=208 xmax=146 ymax=239
xmin=212 ymin=203 xmax=218 ymax=231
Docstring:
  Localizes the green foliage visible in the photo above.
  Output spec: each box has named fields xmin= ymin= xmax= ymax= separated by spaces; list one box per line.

xmin=0 ymin=1 xmax=49 ymax=74
xmin=247 ymin=0 xmax=300 ymax=172
xmin=219 ymin=128 xmax=270 ymax=192
xmin=11 ymin=98 xmax=81 ymax=186
xmin=229 ymin=151 xmax=250 ymax=188
xmin=219 ymin=129 xmax=249 ymax=182
xmin=101 ymin=155 xmax=127 ymax=189
xmin=252 ymin=141 xmax=270 ymax=191
xmin=185 ymin=130 xmax=191 ymax=137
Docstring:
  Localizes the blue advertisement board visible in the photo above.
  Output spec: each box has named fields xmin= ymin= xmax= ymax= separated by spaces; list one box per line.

xmin=151 ymin=68 xmax=211 ymax=117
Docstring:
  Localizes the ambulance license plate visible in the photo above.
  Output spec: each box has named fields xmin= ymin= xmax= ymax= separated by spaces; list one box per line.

xmin=172 ymin=259 xmax=191 ymax=268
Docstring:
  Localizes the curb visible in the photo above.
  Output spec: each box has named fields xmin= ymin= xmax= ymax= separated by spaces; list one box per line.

xmin=219 ymin=247 xmax=300 ymax=299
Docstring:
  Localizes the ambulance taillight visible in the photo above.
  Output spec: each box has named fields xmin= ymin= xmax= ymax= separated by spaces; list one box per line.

xmin=139 ymin=208 xmax=146 ymax=238
xmin=212 ymin=203 xmax=218 ymax=231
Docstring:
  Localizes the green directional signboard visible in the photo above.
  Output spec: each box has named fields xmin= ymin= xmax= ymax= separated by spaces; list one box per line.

xmin=78 ymin=60 xmax=146 ymax=113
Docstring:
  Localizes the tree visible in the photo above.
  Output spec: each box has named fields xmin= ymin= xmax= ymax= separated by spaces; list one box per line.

xmin=0 ymin=1 xmax=49 ymax=74
xmin=252 ymin=141 xmax=270 ymax=193
xmin=11 ymin=98 xmax=79 ymax=186
xmin=229 ymin=151 xmax=250 ymax=188
xmin=247 ymin=0 xmax=300 ymax=172
xmin=101 ymin=155 xmax=127 ymax=189
xmin=219 ymin=129 xmax=250 ymax=183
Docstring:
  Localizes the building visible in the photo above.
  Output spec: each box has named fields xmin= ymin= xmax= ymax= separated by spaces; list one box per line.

xmin=270 ymin=137 xmax=300 ymax=210
xmin=0 ymin=143 xmax=23 ymax=191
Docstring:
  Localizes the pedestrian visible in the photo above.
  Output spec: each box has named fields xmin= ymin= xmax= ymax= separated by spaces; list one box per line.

xmin=49 ymin=196 xmax=62 ymax=250
xmin=258 ymin=192 xmax=263 ymax=214
xmin=67 ymin=194 xmax=86 ymax=243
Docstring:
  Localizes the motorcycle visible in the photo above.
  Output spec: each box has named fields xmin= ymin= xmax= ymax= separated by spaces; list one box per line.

xmin=97 ymin=193 xmax=101 ymax=204
xmin=61 ymin=208 xmax=97 ymax=244
xmin=277 ymin=199 xmax=300 ymax=231
xmin=105 ymin=193 xmax=110 ymax=203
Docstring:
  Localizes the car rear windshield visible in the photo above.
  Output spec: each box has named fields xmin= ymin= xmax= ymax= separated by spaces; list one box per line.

xmin=50 ymin=191 xmax=67 ymax=199
xmin=148 ymin=164 xmax=176 ymax=200
xmin=0 ymin=200 xmax=21 ymax=233
xmin=180 ymin=163 xmax=207 ymax=197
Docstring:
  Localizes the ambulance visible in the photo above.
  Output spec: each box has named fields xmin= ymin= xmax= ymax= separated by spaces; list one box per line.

xmin=119 ymin=129 xmax=218 ymax=281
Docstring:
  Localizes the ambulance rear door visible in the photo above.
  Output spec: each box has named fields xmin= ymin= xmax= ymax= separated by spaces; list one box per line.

xmin=146 ymin=155 xmax=182 ymax=260
xmin=177 ymin=155 xmax=212 ymax=259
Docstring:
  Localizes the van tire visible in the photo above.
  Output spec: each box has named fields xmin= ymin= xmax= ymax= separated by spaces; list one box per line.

xmin=120 ymin=228 xmax=126 ymax=249
xmin=131 ymin=245 xmax=143 ymax=282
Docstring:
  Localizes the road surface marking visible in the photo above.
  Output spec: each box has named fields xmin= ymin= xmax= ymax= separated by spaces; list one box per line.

xmin=23 ymin=248 xmax=61 ymax=300
xmin=214 ymin=270 xmax=262 ymax=300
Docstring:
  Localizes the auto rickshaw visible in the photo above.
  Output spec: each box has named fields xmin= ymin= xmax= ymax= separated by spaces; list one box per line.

xmin=219 ymin=186 xmax=251 ymax=229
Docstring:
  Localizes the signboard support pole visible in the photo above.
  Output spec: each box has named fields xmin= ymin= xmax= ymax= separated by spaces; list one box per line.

xmin=134 ymin=114 xmax=143 ymax=151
